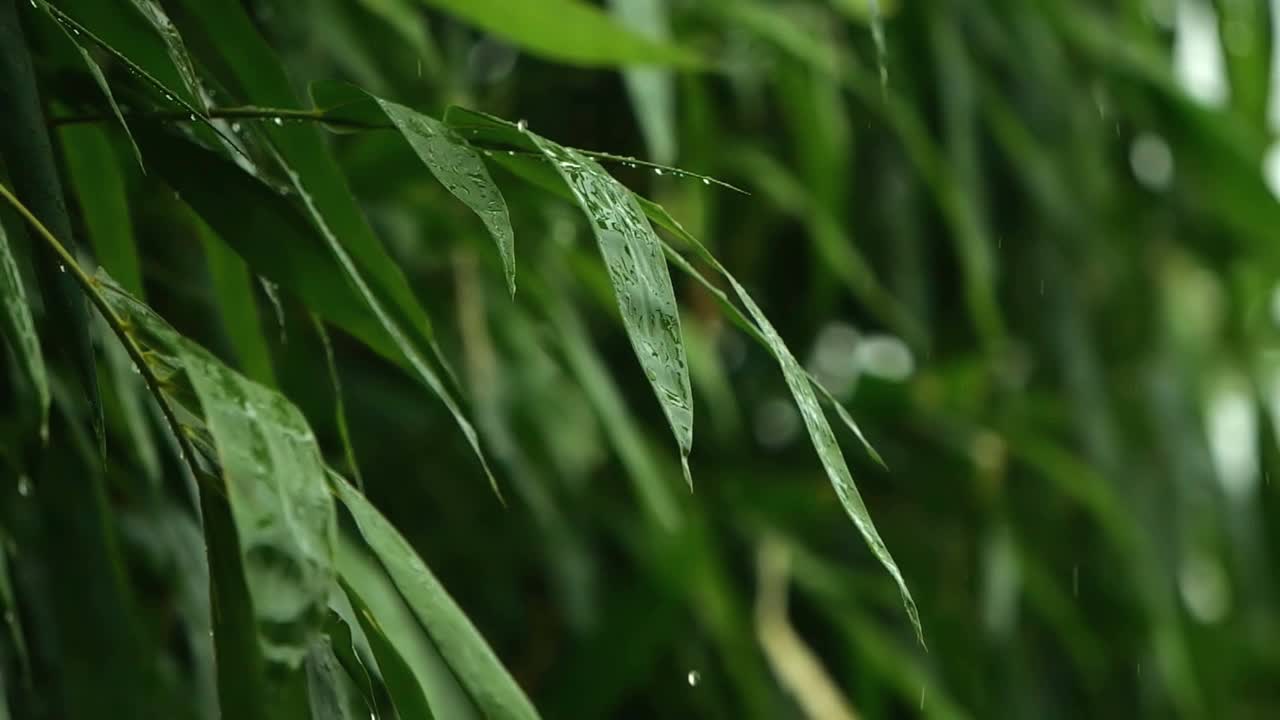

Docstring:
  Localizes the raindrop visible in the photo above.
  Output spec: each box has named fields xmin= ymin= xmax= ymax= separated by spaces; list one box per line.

xmin=686 ymin=670 xmax=700 ymax=687
xmin=130 ymin=363 xmax=140 ymax=375
xmin=516 ymin=118 xmax=528 ymax=131
xmin=30 ymin=0 xmax=37 ymax=8
xmin=188 ymin=113 xmax=197 ymax=122
xmin=920 ymin=686 xmax=927 ymax=711
xmin=507 ymin=150 xmax=515 ymax=156
xmin=58 ymin=263 xmax=66 ymax=273
xmin=273 ymin=117 xmax=284 ymax=126
xmin=654 ymin=168 xmax=664 ymax=176
xmin=702 ymin=178 xmax=710 ymax=185
xmin=231 ymin=122 xmax=242 ymax=133
xmin=17 ymin=476 xmax=32 ymax=497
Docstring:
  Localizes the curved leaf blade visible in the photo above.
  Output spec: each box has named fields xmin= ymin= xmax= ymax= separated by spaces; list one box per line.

xmin=332 ymin=474 xmax=540 ymax=720
xmin=0 ymin=213 xmax=47 ymax=436
xmin=525 ymin=131 xmax=695 ymax=487
xmin=182 ymin=340 xmax=338 ymax=668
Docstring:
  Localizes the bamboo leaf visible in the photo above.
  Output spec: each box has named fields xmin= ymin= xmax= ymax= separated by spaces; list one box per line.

xmin=198 ymin=218 xmax=277 ymax=388
xmin=57 ymin=123 xmax=144 ymax=298
xmin=374 ymin=98 xmax=516 ymax=297
xmin=414 ymin=0 xmax=700 ymax=68
xmin=50 ymin=20 xmax=143 ymax=169
xmin=332 ymin=474 xmax=540 ymax=720
xmin=523 ymin=130 xmax=695 ymax=488
xmin=181 ymin=339 xmax=338 ymax=668
xmin=0 ymin=210 xmax=48 ymax=437
xmin=124 ymin=0 xmax=208 ymax=112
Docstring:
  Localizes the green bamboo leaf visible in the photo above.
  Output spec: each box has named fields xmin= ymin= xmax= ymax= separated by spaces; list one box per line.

xmin=337 ymin=530 xmax=475 ymax=720
xmin=181 ymin=339 xmax=338 ymax=668
xmin=37 ymin=2 xmax=242 ymax=161
xmin=198 ymin=217 xmax=277 ymax=388
xmin=375 ymin=99 xmax=516 ymax=297
xmin=306 ymin=637 xmax=370 ymax=720
xmin=0 ymin=0 xmax=101 ymax=452
xmin=467 ymin=141 xmax=912 ymax=638
xmin=524 ymin=130 xmax=695 ymax=488
xmin=332 ymin=474 xmax=540 ymax=720
xmin=314 ymin=85 xmax=517 ymax=297
xmin=170 ymin=0 xmax=496 ymax=492
xmin=415 ymin=0 xmax=700 ymax=68
xmin=58 ymin=123 xmax=144 ymax=297
xmin=0 ymin=211 xmax=48 ymax=438
xmin=50 ymin=21 xmax=143 ymax=169
xmin=125 ymin=0 xmax=208 ymax=112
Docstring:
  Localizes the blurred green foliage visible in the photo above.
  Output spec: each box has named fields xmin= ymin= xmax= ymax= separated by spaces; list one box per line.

xmin=1 ymin=0 xmax=1280 ymax=718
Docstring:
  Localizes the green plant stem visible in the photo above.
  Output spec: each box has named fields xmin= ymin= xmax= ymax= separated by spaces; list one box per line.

xmin=0 ymin=181 xmax=204 ymax=487
xmin=51 ymin=106 xmax=390 ymax=130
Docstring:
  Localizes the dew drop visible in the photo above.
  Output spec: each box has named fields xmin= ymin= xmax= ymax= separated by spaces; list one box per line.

xmin=17 ymin=476 xmax=32 ymax=497
xmin=516 ymin=118 xmax=528 ymax=131
xmin=686 ymin=670 xmax=700 ymax=687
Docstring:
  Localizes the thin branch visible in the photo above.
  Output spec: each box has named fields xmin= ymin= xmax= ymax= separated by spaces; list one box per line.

xmin=50 ymin=105 xmax=391 ymax=131
xmin=0 ymin=181 xmax=204 ymax=485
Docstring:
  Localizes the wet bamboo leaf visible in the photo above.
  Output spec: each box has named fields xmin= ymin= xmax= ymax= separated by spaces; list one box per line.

xmin=375 ymin=99 xmax=516 ymax=297
xmin=0 ymin=0 xmax=101 ymax=453
xmin=181 ymin=339 xmax=338 ymax=668
xmin=307 ymin=637 xmax=370 ymax=720
xmin=524 ymin=130 xmax=695 ymax=488
xmin=332 ymin=474 xmax=540 ymax=720
xmin=337 ymin=530 xmax=474 ymax=720
xmin=50 ymin=20 xmax=143 ymax=169
xmin=171 ymin=0 xmax=496 ymax=492
xmin=198 ymin=218 xmax=277 ymax=388
xmin=0 ymin=211 xmax=48 ymax=437
xmin=125 ymin=0 xmax=207 ymax=111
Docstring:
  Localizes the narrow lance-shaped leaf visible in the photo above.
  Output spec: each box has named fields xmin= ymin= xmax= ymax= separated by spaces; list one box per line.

xmin=51 ymin=19 xmax=143 ymax=169
xmin=182 ymin=339 xmax=338 ymax=668
xmin=374 ymin=97 xmax=516 ymax=297
xmin=661 ymin=219 xmax=921 ymax=643
xmin=525 ymin=131 xmax=695 ymax=488
xmin=332 ymin=474 xmax=541 ymax=720
xmin=0 ymin=215 xmax=48 ymax=437
xmin=125 ymin=0 xmax=208 ymax=112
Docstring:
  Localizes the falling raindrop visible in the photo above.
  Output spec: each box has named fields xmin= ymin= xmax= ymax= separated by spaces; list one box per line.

xmin=686 ymin=670 xmax=700 ymax=687
xmin=188 ymin=113 xmax=197 ymax=122
xmin=17 ymin=476 xmax=32 ymax=497
xmin=58 ymin=263 xmax=66 ymax=273
xmin=516 ymin=118 xmax=528 ymax=131
xmin=273 ymin=117 xmax=284 ymax=126
xmin=654 ymin=168 xmax=664 ymax=176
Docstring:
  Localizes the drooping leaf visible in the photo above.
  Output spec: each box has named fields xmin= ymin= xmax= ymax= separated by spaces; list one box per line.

xmin=414 ymin=0 xmax=700 ymax=68
xmin=58 ymin=123 xmax=144 ymax=297
xmin=306 ymin=637 xmax=370 ymax=720
xmin=336 ymin=530 xmax=474 ymax=720
xmin=125 ymin=0 xmax=208 ymax=111
xmin=374 ymin=98 xmax=516 ymax=297
xmin=50 ymin=20 xmax=143 ymax=169
xmin=314 ymin=85 xmax=517 ymax=297
xmin=332 ymin=474 xmax=540 ymax=720
xmin=0 ymin=209 xmax=48 ymax=437
xmin=170 ymin=0 xmax=497 ymax=492
xmin=524 ymin=130 xmax=695 ymax=488
xmin=0 ymin=0 xmax=102 ymax=453
xmin=181 ymin=339 xmax=338 ymax=667
xmin=198 ymin=217 xmax=277 ymax=388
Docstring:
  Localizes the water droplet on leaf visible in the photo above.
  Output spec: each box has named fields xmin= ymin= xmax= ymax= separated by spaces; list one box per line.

xmin=686 ymin=670 xmax=700 ymax=687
